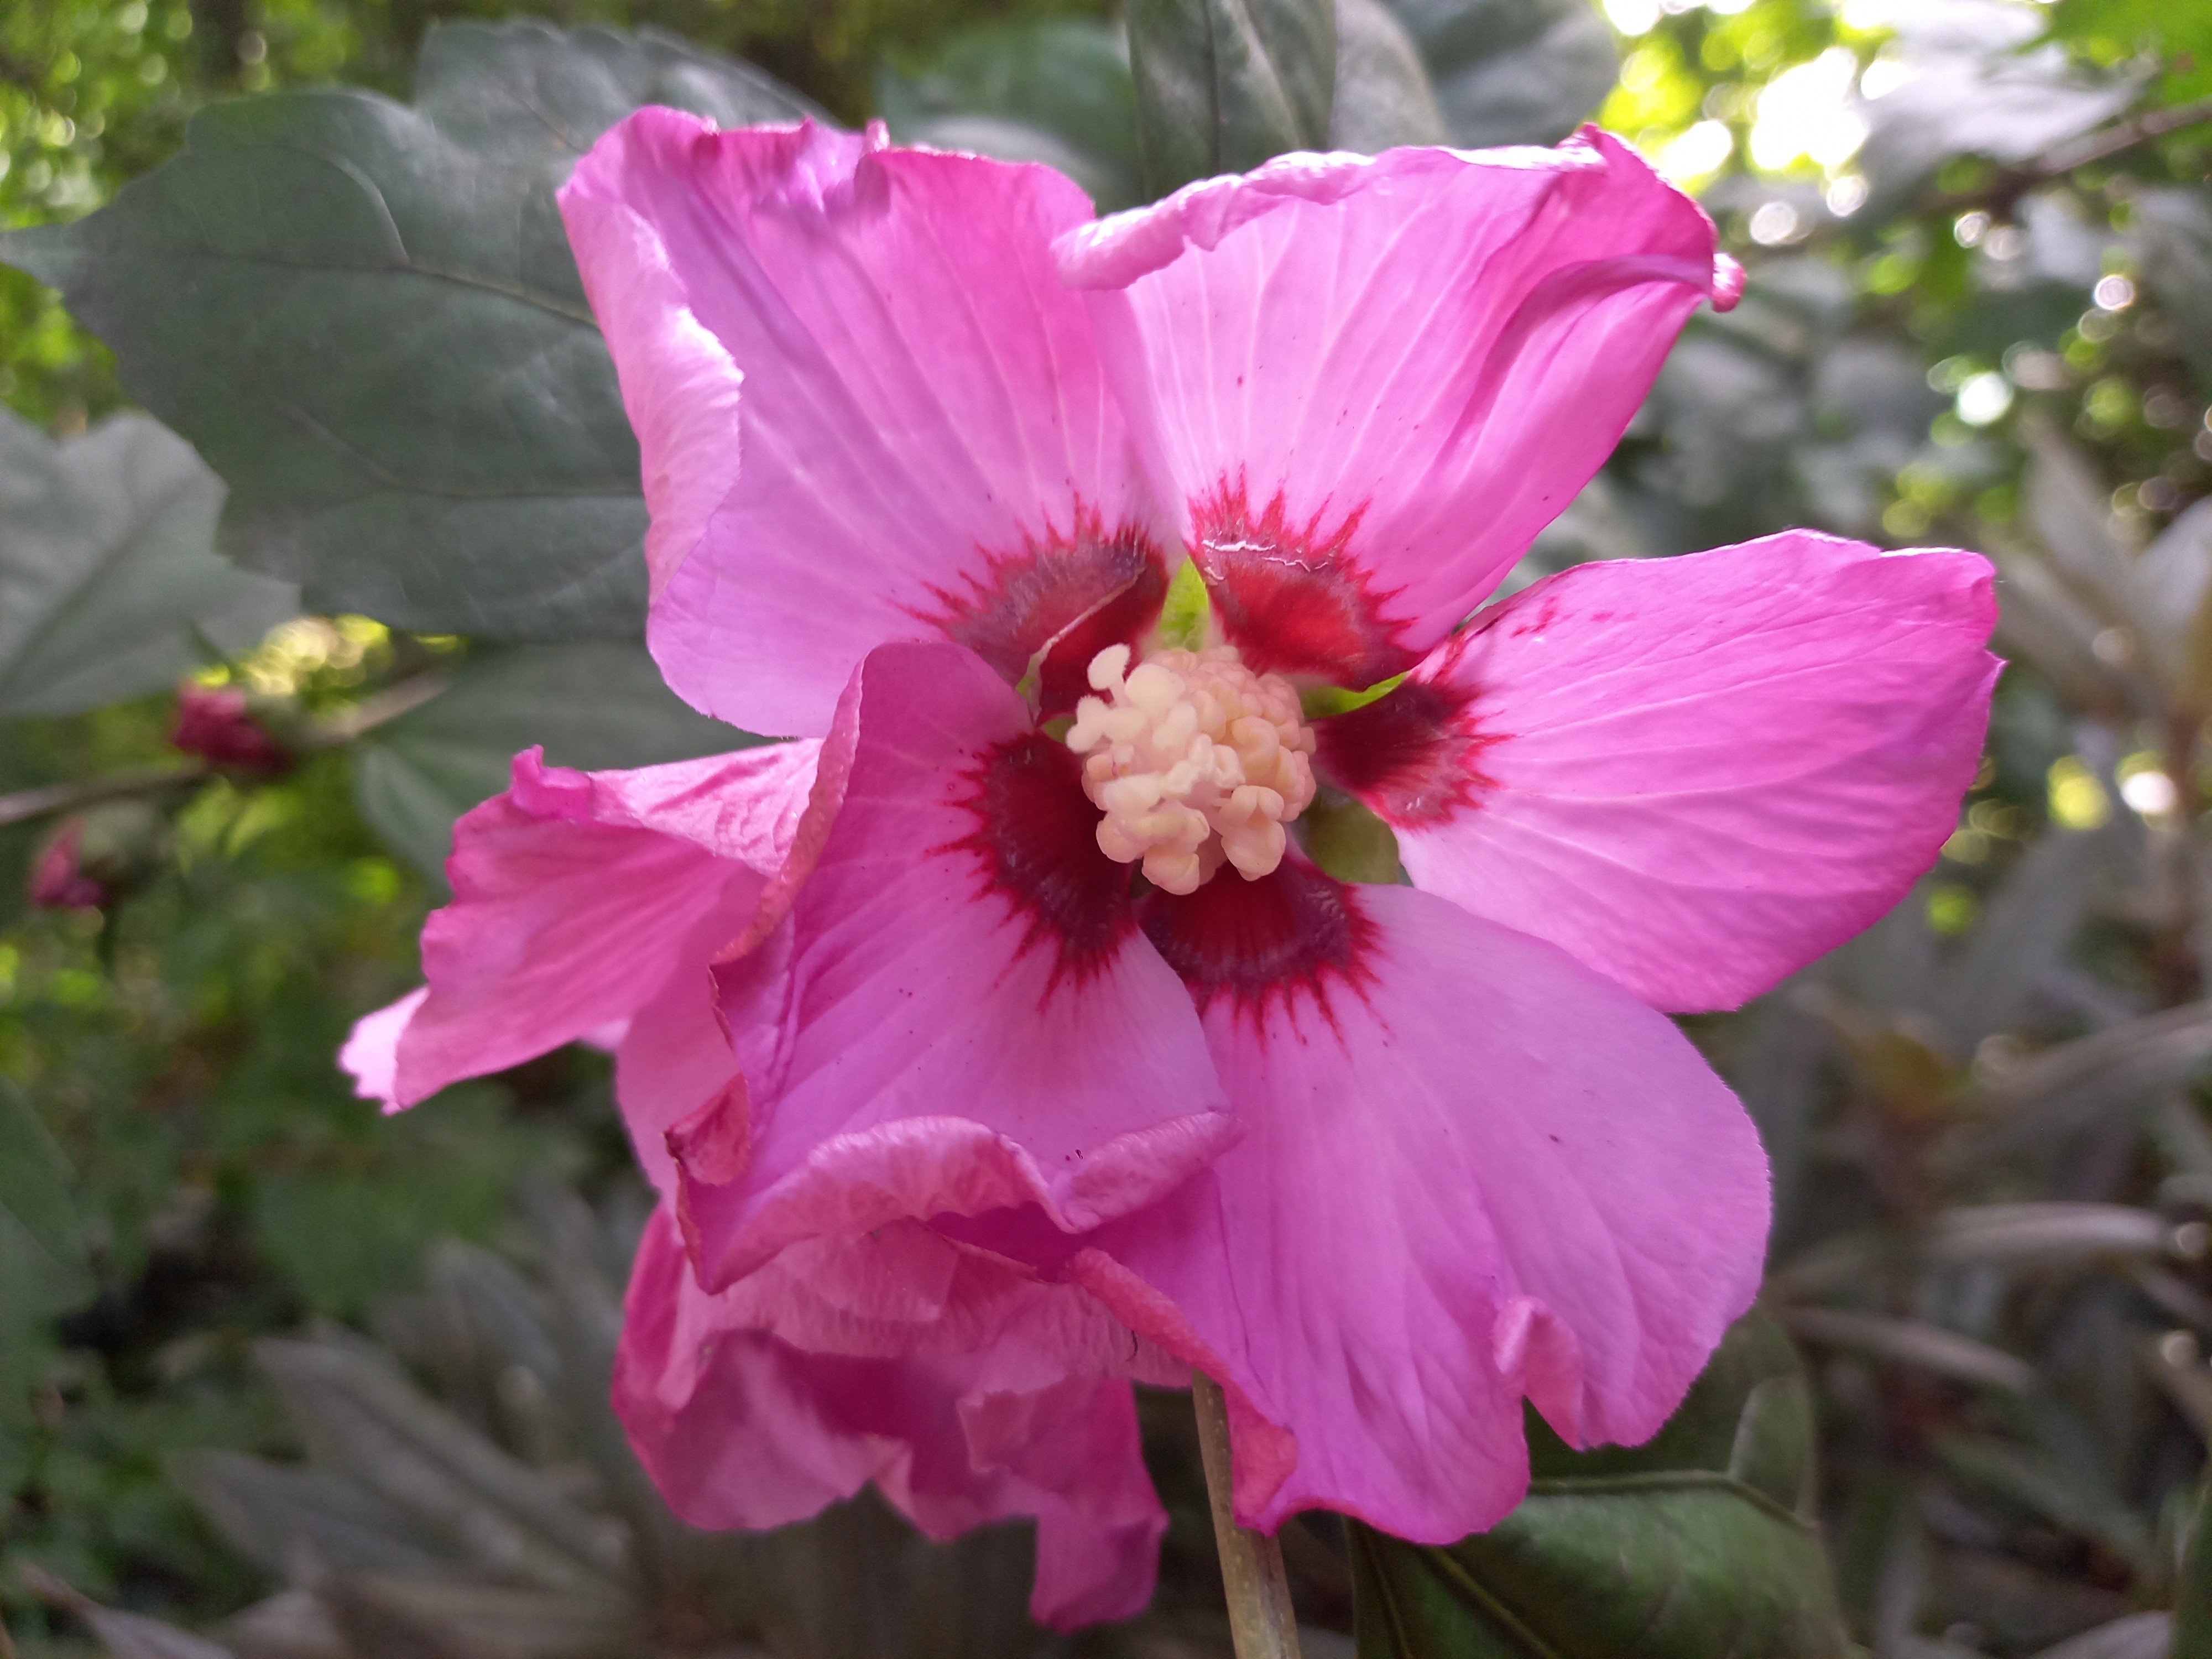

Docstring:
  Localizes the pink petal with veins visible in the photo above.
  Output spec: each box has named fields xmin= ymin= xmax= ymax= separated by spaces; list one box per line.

xmin=339 ymin=744 xmax=817 ymax=1179
xmin=562 ymin=111 xmax=1162 ymax=737
xmin=1060 ymin=129 xmax=1733 ymax=684
xmin=674 ymin=641 xmax=1236 ymax=1291
xmin=1320 ymin=533 xmax=1999 ymax=1010
xmin=1088 ymin=873 xmax=1767 ymax=1539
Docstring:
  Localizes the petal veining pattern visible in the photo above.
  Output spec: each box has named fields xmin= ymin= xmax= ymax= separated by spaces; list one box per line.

xmin=562 ymin=112 xmax=1157 ymax=737
xmin=1322 ymin=533 xmax=2000 ymax=1011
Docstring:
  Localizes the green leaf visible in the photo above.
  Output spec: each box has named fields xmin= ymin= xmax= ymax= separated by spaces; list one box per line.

xmin=1852 ymin=7 xmax=2138 ymax=217
xmin=2048 ymin=0 xmax=2212 ymax=101
xmin=0 ymin=22 xmax=816 ymax=643
xmin=349 ymin=640 xmax=759 ymax=880
xmin=2132 ymin=187 xmax=2212 ymax=398
xmin=1386 ymin=0 xmax=1618 ymax=149
xmin=2178 ymin=1478 xmax=2212 ymax=1657
xmin=876 ymin=19 xmax=1144 ymax=212
xmin=1302 ymin=794 xmax=1404 ymax=883
xmin=1332 ymin=0 xmax=1450 ymax=151
xmin=1155 ymin=556 xmax=1213 ymax=650
xmin=1127 ymin=0 xmax=1338 ymax=197
xmin=1350 ymin=1310 xmax=1850 ymax=1658
xmin=0 ymin=1076 xmax=90 ymax=1291
xmin=0 ymin=408 xmax=295 ymax=717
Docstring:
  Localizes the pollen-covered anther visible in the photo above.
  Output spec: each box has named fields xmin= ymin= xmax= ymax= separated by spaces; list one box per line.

xmin=1065 ymin=643 xmax=1318 ymax=895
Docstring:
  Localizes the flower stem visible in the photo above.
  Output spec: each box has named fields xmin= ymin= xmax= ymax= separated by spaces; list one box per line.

xmin=1191 ymin=1369 xmax=1302 ymax=1659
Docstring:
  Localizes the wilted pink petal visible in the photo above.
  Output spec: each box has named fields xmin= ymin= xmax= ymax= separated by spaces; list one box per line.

xmin=1082 ymin=870 xmax=1767 ymax=1540
xmin=1057 ymin=129 xmax=1734 ymax=685
xmin=616 ymin=1209 xmax=1167 ymax=1629
xmin=674 ymin=641 xmax=1236 ymax=1291
xmin=1318 ymin=533 xmax=2000 ymax=1011
xmin=340 ymin=744 xmax=816 ymax=1134
xmin=562 ymin=112 xmax=1161 ymax=738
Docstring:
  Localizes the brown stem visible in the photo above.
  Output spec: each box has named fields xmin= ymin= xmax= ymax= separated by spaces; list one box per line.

xmin=1926 ymin=92 xmax=2212 ymax=223
xmin=2028 ymin=91 xmax=2212 ymax=182
xmin=0 ymin=766 xmax=208 ymax=829
xmin=302 ymin=670 xmax=451 ymax=747
xmin=1799 ymin=90 xmax=2212 ymax=246
xmin=0 ymin=670 xmax=452 ymax=831
xmin=1192 ymin=1369 xmax=1302 ymax=1659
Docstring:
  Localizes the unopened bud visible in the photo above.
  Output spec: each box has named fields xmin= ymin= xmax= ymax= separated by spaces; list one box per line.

xmin=28 ymin=818 xmax=108 ymax=910
xmin=170 ymin=682 xmax=290 ymax=774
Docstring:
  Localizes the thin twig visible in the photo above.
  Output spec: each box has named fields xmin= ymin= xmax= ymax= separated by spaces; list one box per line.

xmin=0 ymin=670 xmax=453 ymax=830
xmin=1921 ymin=91 xmax=2212 ymax=222
xmin=1192 ymin=1369 xmax=1302 ymax=1659
xmin=2030 ymin=91 xmax=2212 ymax=182
xmin=303 ymin=669 xmax=451 ymax=745
xmin=0 ymin=766 xmax=208 ymax=828
xmin=1798 ymin=88 xmax=2212 ymax=247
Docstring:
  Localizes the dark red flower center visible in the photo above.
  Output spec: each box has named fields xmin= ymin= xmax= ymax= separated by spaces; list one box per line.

xmin=954 ymin=719 xmax=1381 ymax=1024
xmin=1313 ymin=667 xmax=1499 ymax=826
xmin=948 ymin=731 xmax=1136 ymax=991
xmin=1189 ymin=476 xmax=1414 ymax=688
xmin=1138 ymin=858 xmax=1376 ymax=1025
xmin=921 ymin=508 xmax=1169 ymax=716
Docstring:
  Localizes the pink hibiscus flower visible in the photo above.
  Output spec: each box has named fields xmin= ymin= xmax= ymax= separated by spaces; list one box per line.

xmin=345 ymin=113 xmax=1999 ymax=1628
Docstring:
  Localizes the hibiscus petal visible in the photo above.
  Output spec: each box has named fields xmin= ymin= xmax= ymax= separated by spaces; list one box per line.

xmin=705 ymin=1223 xmax=1187 ymax=1389
xmin=341 ymin=744 xmax=817 ymax=1126
xmin=1317 ymin=533 xmax=2000 ymax=1011
xmin=561 ymin=111 xmax=1161 ymax=737
xmin=337 ymin=987 xmax=424 ymax=1112
xmin=674 ymin=641 xmax=1237 ymax=1289
xmin=1057 ymin=129 xmax=1734 ymax=685
xmin=613 ymin=908 xmax=762 ymax=1199
xmin=1083 ymin=872 xmax=1768 ymax=1541
xmin=615 ymin=1209 xmax=1167 ymax=1629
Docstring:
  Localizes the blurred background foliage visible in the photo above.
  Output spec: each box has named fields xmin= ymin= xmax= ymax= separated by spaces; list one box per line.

xmin=6 ymin=0 xmax=2212 ymax=1654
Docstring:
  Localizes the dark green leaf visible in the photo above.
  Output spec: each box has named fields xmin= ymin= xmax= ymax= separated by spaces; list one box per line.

xmin=0 ymin=409 xmax=294 ymax=717
xmin=876 ymin=20 xmax=1144 ymax=211
xmin=1128 ymin=0 xmax=1337 ymax=196
xmin=1332 ymin=0 xmax=1450 ymax=151
xmin=316 ymin=1576 xmax=641 ymax=1659
xmin=349 ymin=640 xmax=758 ymax=879
xmin=0 ymin=22 xmax=816 ymax=641
xmin=1385 ymin=0 xmax=1617 ymax=149
xmin=175 ymin=1450 xmax=450 ymax=1580
xmin=2178 ymin=1478 xmax=2212 ymax=1657
xmin=1351 ymin=1310 xmax=1850 ymax=1658
xmin=1302 ymin=793 xmax=1406 ymax=884
xmin=1933 ymin=1433 xmax=2157 ymax=1574
xmin=2133 ymin=187 xmax=2212 ymax=397
xmin=0 ymin=1075 xmax=90 ymax=1292
xmin=2048 ymin=0 xmax=2212 ymax=100
xmin=256 ymin=1334 xmax=633 ymax=1594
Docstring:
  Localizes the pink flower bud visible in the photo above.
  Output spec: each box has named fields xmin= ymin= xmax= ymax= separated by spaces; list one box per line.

xmin=170 ymin=683 xmax=290 ymax=774
xmin=28 ymin=818 xmax=108 ymax=911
